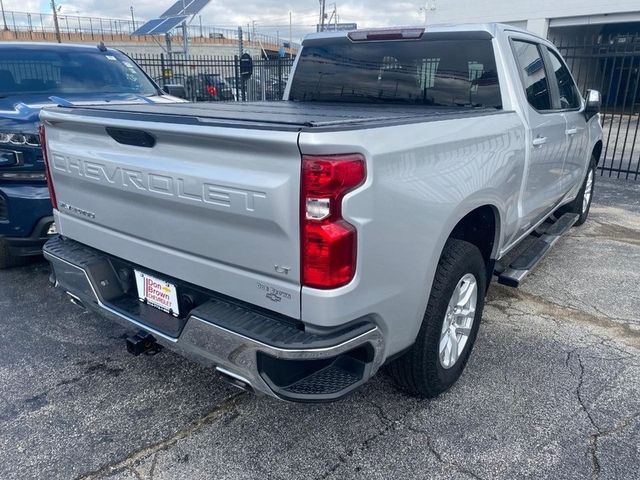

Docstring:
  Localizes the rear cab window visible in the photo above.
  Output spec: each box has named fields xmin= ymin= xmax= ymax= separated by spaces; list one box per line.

xmin=289 ymin=34 xmax=502 ymax=109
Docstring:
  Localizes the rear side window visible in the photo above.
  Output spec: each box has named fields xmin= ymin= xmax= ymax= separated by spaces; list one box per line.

xmin=511 ymin=40 xmax=551 ymax=111
xmin=546 ymin=48 xmax=581 ymax=109
xmin=289 ymin=37 xmax=502 ymax=109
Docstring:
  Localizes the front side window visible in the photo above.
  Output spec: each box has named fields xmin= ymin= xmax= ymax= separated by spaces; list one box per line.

xmin=511 ymin=40 xmax=551 ymax=111
xmin=546 ymin=48 xmax=581 ymax=109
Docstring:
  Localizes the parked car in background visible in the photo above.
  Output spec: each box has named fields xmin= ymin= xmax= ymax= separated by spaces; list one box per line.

xmin=189 ymin=74 xmax=235 ymax=102
xmin=0 ymin=42 xmax=183 ymax=268
xmin=265 ymin=76 xmax=288 ymax=100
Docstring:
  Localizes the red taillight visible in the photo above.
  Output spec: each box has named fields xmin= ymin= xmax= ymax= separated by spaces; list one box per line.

xmin=301 ymin=154 xmax=366 ymax=289
xmin=207 ymin=85 xmax=218 ymax=97
xmin=39 ymin=124 xmax=58 ymax=210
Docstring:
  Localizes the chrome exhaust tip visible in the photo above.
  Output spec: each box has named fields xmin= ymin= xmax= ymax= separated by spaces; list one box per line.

xmin=66 ymin=292 xmax=85 ymax=309
xmin=215 ymin=367 xmax=253 ymax=393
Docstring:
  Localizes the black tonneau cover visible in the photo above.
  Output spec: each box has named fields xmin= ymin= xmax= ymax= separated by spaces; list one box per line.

xmin=46 ymin=101 xmax=504 ymax=132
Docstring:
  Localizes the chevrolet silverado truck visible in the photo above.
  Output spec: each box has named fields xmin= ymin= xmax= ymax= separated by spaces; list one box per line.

xmin=40 ymin=24 xmax=603 ymax=402
xmin=0 ymin=42 xmax=183 ymax=268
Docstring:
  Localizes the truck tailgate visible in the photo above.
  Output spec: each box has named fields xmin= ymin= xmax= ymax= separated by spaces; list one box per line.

xmin=41 ymin=109 xmax=302 ymax=318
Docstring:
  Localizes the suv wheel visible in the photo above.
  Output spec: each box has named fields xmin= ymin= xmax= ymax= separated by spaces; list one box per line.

xmin=0 ymin=238 xmax=24 ymax=269
xmin=389 ymin=238 xmax=486 ymax=397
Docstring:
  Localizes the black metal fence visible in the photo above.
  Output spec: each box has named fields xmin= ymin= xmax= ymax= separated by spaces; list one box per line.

xmin=557 ymin=35 xmax=640 ymax=180
xmin=132 ymin=54 xmax=295 ymax=103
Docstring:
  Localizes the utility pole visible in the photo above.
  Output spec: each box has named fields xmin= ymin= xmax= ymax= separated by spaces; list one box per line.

xmin=318 ymin=0 xmax=326 ymax=32
xmin=1 ymin=0 xmax=8 ymax=31
xmin=181 ymin=21 xmax=188 ymax=58
xmin=289 ymin=11 xmax=292 ymax=59
xmin=50 ymin=0 xmax=61 ymax=43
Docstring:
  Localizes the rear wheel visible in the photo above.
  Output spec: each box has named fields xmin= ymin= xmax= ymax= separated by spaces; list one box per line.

xmin=389 ymin=239 xmax=486 ymax=397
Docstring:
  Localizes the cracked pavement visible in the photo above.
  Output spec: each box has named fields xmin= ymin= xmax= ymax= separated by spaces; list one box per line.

xmin=0 ymin=177 xmax=638 ymax=480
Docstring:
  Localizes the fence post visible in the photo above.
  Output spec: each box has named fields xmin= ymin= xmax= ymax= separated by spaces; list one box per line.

xmin=278 ymin=56 xmax=282 ymax=99
xmin=261 ymin=61 xmax=266 ymax=101
xmin=234 ymin=55 xmax=241 ymax=102
xmin=160 ymin=53 xmax=166 ymax=88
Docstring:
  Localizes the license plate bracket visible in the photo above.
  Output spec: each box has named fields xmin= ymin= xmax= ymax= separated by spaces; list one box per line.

xmin=134 ymin=270 xmax=180 ymax=317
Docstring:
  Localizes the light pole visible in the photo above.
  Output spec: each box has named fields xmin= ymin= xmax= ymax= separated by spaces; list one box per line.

xmin=1 ymin=0 xmax=9 ymax=31
xmin=130 ymin=6 xmax=135 ymax=32
xmin=319 ymin=0 xmax=326 ymax=32
xmin=51 ymin=0 xmax=61 ymax=43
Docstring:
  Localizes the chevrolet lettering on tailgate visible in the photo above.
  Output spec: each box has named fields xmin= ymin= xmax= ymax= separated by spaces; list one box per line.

xmin=51 ymin=155 xmax=266 ymax=212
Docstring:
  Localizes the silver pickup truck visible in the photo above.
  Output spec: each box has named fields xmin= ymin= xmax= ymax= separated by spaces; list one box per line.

xmin=41 ymin=24 xmax=603 ymax=402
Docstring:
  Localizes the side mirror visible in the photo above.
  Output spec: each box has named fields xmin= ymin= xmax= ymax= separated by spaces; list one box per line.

xmin=584 ymin=89 xmax=601 ymax=119
xmin=163 ymin=84 xmax=187 ymax=99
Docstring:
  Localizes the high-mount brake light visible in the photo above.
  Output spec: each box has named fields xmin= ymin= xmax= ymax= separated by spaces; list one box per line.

xmin=347 ymin=28 xmax=425 ymax=42
xmin=301 ymin=154 xmax=366 ymax=289
xmin=39 ymin=124 xmax=58 ymax=210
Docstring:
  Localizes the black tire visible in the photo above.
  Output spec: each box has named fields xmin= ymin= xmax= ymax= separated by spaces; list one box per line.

xmin=0 ymin=237 xmax=22 ymax=269
xmin=389 ymin=238 xmax=487 ymax=398
xmin=557 ymin=156 xmax=597 ymax=227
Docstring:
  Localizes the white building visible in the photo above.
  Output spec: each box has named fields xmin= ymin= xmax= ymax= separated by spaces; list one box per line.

xmin=424 ymin=0 xmax=640 ymax=39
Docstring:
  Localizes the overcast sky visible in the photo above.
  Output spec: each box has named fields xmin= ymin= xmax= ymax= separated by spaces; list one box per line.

xmin=3 ymin=0 xmax=426 ymax=42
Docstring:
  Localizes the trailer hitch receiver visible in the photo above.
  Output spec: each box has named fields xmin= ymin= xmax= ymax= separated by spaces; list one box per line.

xmin=125 ymin=331 xmax=163 ymax=356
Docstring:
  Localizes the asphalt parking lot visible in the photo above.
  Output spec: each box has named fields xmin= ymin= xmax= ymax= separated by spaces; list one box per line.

xmin=1 ymin=177 xmax=638 ymax=480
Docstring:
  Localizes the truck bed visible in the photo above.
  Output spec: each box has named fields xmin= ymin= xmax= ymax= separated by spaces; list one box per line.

xmin=47 ymin=101 xmax=502 ymax=132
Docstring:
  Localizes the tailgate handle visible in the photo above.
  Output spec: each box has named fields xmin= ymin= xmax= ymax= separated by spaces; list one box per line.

xmin=105 ymin=127 xmax=156 ymax=148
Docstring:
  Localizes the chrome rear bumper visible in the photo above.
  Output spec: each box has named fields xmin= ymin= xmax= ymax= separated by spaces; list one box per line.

xmin=44 ymin=237 xmax=385 ymax=402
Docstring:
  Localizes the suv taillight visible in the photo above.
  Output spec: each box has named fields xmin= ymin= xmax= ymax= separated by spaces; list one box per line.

xmin=39 ymin=124 xmax=58 ymax=209
xmin=301 ymin=154 xmax=366 ymax=289
xmin=207 ymin=85 xmax=218 ymax=97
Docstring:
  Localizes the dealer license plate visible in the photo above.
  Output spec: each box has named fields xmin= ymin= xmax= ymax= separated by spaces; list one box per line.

xmin=134 ymin=270 xmax=180 ymax=317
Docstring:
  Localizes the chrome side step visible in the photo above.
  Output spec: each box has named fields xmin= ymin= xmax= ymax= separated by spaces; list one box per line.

xmin=497 ymin=213 xmax=579 ymax=288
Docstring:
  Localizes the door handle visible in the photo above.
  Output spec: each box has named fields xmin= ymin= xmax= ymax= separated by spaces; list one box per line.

xmin=532 ymin=136 xmax=547 ymax=147
xmin=566 ymin=127 xmax=578 ymax=136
